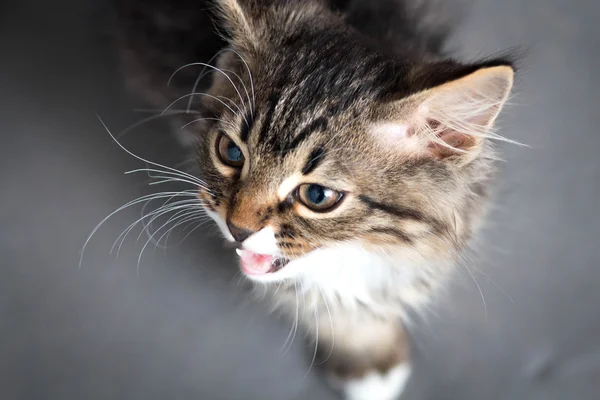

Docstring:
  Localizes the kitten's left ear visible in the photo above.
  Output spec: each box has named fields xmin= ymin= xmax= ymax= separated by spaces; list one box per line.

xmin=215 ymin=0 xmax=263 ymax=50
xmin=375 ymin=64 xmax=514 ymax=164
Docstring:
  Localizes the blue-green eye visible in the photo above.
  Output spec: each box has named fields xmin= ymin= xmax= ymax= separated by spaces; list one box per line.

xmin=297 ymin=184 xmax=343 ymax=212
xmin=307 ymin=185 xmax=327 ymax=204
xmin=216 ymin=132 xmax=245 ymax=168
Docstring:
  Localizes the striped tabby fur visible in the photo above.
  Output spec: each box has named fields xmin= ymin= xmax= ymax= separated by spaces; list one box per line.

xmin=117 ymin=1 xmax=515 ymax=398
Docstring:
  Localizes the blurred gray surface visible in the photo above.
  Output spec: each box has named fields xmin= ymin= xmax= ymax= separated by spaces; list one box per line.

xmin=1 ymin=0 xmax=599 ymax=399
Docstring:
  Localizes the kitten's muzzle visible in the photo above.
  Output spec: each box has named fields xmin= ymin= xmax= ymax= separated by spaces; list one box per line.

xmin=236 ymin=249 xmax=290 ymax=275
xmin=227 ymin=222 xmax=254 ymax=242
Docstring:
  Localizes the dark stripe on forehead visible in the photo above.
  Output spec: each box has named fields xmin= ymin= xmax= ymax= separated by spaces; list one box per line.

xmin=240 ymin=110 xmax=255 ymax=142
xmin=258 ymin=93 xmax=281 ymax=143
xmin=302 ymin=146 xmax=326 ymax=175
xmin=285 ymin=117 xmax=328 ymax=152
xmin=359 ymin=195 xmax=427 ymax=222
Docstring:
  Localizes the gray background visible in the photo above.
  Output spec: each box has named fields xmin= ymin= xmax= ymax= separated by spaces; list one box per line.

xmin=1 ymin=0 xmax=598 ymax=399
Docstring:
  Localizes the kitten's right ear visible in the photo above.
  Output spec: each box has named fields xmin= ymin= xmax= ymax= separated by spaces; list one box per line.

xmin=372 ymin=63 xmax=514 ymax=165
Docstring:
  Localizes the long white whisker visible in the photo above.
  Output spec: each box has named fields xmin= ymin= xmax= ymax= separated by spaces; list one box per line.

xmin=129 ymin=172 xmax=207 ymax=190
xmin=136 ymin=201 xmax=203 ymax=243
xmin=112 ymin=197 xmax=201 ymax=256
xmin=176 ymin=215 xmax=214 ymax=245
xmin=305 ymin=301 xmax=319 ymax=378
xmin=112 ymin=202 xmax=192 ymax=256
xmin=314 ymin=286 xmax=334 ymax=366
xmin=168 ymin=62 xmax=247 ymax=121
xmin=180 ymin=117 xmax=237 ymax=131
xmin=133 ymin=108 xmax=202 ymax=115
xmin=281 ymin=282 xmax=300 ymax=355
xmin=219 ymin=67 xmax=252 ymax=119
xmin=80 ymin=190 xmax=198 ymax=266
xmin=162 ymin=92 xmax=239 ymax=119
xmin=95 ymin=114 xmax=207 ymax=193
xmin=137 ymin=204 xmax=203 ymax=272
xmin=217 ymin=95 xmax=246 ymax=120
xmin=114 ymin=111 xmax=201 ymax=140
xmin=476 ymin=268 xmax=515 ymax=304
xmin=146 ymin=178 xmax=202 ymax=187
xmin=157 ymin=211 xmax=208 ymax=250
xmin=226 ymin=48 xmax=255 ymax=113
xmin=154 ymin=212 xmax=200 ymax=252
xmin=126 ymin=168 xmax=208 ymax=189
xmin=173 ymin=48 xmax=255 ymax=115
xmin=127 ymin=167 xmax=202 ymax=183
xmin=144 ymin=207 xmax=204 ymax=252
xmin=171 ymin=48 xmax=230 ymax=112
xmin=462 ymin=261 xmax=488 ymax=320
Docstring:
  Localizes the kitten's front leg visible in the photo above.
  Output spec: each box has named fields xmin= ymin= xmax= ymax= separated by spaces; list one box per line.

xmin=317 ymin=319 xmax=411 ymax=400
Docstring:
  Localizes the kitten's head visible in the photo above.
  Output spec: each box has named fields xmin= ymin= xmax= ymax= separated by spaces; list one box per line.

xmin=143 ymin=1 xmax=515 ymax=293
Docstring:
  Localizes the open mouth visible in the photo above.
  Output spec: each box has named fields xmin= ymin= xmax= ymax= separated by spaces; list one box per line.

xmin=235 ymin=249 xmax=290 ymax=276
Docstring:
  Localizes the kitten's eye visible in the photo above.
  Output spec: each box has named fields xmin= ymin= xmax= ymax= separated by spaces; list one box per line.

xmin=216 ymin=132 xmax=245 ymax=168
xmin=297 ymin=184 xmax=343 ymax=212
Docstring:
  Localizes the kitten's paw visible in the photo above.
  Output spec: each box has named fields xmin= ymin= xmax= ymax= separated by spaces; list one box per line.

xmin=341 ymin=363 xmax=411 ymax=400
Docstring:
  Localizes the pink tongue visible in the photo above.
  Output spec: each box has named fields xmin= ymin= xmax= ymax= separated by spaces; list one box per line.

xmin=238 ymin=249 xmax=274 ymax=275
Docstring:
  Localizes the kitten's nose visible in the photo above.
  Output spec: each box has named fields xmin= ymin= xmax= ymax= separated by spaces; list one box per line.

xmin=227 ymin=222 xmax=253 ymax=243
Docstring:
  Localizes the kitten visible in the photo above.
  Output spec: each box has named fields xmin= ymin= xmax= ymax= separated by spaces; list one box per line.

xmin=117 ymin=1 xmax=515 ymax=399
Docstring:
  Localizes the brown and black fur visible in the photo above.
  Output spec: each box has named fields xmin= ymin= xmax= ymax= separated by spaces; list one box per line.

xmin=115 ymin=0 xmax=516 ymax=395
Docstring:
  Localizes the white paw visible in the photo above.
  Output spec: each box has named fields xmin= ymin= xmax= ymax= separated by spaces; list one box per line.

xmin=343 ymin=363 xmax=411 ymax=400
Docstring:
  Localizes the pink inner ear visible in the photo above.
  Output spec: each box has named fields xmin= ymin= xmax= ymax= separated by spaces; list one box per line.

xmin=424 ymin=118 xmax=477 ymax=159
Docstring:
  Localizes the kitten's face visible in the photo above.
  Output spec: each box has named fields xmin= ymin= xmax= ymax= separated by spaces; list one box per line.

xmin=194 ymin=67 xmax=511 ymax=288
xmin=188 ymin=0 xmax=513 ymax=290
xmin=197 ymin=96 xmax=435 ymax=283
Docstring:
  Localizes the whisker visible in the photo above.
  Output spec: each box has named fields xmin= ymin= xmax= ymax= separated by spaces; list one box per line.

xmin=172 ymin=158 xmax=199 ymax=170
xmin=305 ymin=300 xmax=320 ymax=378
xmin=95 ymin=114 xmax=208 ymax=194
xmin=158 ymin=211 xmax=209 ymax=250
xmin=111 ymin=197 xmax=202 ymax=256
xmin=461 ymin=260 xmax=488 ymax=320
xmin=174 ymin=48 xmax=255 ymax=115
xmin=136 ymin=200 xmax=204 ymax=243
xmin=219 ymin=67 xmax=252 ymax=119
xmin=180 ymin=117 xmax=237 ymax=131
xmin=176 ymin=215 xmax=214 ymax=244
xmin=171 ymin=48 xmax=231 ymax=112
xmin=137 ymin=204 xmax=204 ymax=272
xmin=147 ymin=178 xmax=200 ymax=187
xmin=226 ymin=48 xmax=255 ymax=113
xmin=113 ymin=110 xmax=203 ymax=140
xmin=133 ymin=108 xmax=202 ymax=115
xmin=134 ymin=174 xmax=207 ymax=191
xmin=126 ymin=168 xmax=208 ymax=189
xmin=162 ymin=92 xmax=239 ymax=120
xmin=314 ymin=286 xmax=335 ymax=366
xmin=80 ymin=190 xmax=198 ymax=266
xmin=217 ymin=95 xmax=246 ymax=120
xmin=281 ymin=281 xmax=300 ymax=356
xmin=223 ymin=69 xmax=254 ymax=122
xmin=143 ymin=207 xmax=204 ymax=251
xmin=168 ymin=62 xmax=248 ymax=122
